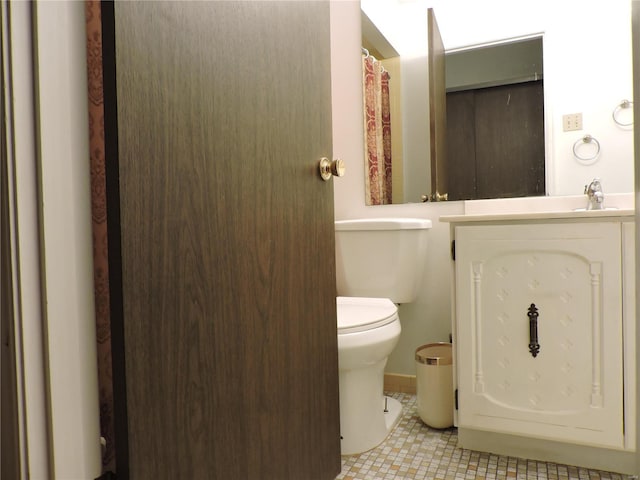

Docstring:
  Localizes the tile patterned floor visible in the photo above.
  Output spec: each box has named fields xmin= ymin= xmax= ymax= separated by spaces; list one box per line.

xmin=336 ymin=392 xmax=630 ymax=480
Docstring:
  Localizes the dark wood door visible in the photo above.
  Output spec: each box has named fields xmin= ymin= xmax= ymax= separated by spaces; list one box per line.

xmin=102 ymin=2 xmax=340 ymax=479
xmin=445 ymin=90 xmax=477 ymax=200
xmin=475 ymin=81 xmax=545 ymax=198
xmin=446 ymin=81 xmax=545 ymax=200
xmin=428 ymin=8 xmax=447 ymax=199
xmin=1 ymin=144 xmax=20 ymax=480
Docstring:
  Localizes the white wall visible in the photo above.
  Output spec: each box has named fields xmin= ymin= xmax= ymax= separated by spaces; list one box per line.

xmin=33 ymin=2 xmax=102 ymax=477
xmin=2 ymin=2 xmax=50 ymax=476
xmin=330 ymin=0 xmax=634 ymax=374
xmin=401 ymin=56 xmax=431 ymax=203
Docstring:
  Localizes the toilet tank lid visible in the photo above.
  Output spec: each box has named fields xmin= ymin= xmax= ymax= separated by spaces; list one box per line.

xmin=335 ymin=218 xmax=432 ymax=231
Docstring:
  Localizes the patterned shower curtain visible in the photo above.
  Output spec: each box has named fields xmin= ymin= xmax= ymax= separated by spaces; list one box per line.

xmin=362 ymin=54 xmax=392 ymax=205
xmin=85 ymin=0 xmax=115 ymax=473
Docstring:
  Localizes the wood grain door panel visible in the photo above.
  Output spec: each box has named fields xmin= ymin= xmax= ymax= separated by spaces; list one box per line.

xmin=428 ymin=8 xmax=447 ymax=198
xmin=102 ymin=2 xmax=340 ymax=478
xmin=445 ymin=91 xmax=476 ymax=200
xmin=475 ymin=81 xmax=545 ymax=199
xmin=1 ymin=134 xmax=20 ymax=480
xmin=446 ymin=81 xmax=545 ymax=200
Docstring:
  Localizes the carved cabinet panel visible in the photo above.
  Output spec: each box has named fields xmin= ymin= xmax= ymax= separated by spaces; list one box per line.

xmin=454 ymin=222 xmax=624 ymax=448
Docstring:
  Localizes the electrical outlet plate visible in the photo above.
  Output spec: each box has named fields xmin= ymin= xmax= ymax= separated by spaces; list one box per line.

xmin=563 ymin=113 xmax=583 ymax=132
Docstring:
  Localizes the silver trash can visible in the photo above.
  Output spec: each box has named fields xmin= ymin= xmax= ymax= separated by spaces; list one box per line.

xmin=415 ymin=343 xmax=454 ymax=428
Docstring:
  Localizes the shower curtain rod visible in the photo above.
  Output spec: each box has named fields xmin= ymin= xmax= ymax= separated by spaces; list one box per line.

xmin=361 ymin=47 xmax=390 ymax=78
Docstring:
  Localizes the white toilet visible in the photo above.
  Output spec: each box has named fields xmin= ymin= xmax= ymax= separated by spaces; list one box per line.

xmin=335 ymin=218 xmax=432 ymax=455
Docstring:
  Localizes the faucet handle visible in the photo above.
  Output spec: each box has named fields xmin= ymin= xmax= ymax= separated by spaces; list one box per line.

xmin=585 ymin=178 xmax=602 ymax=193
xmin=584 ymin=178 xmax=605 ymax=210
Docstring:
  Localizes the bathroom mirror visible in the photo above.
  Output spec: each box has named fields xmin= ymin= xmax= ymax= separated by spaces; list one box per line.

xmin=361 ymin=6 xmax=433 ymax=205
xmin=361 ymin=0 xmax=634 ymax=204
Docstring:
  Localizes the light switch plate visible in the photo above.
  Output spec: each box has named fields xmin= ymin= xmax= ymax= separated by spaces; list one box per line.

xmin=563 ymin=113 xmax=583 ymax=132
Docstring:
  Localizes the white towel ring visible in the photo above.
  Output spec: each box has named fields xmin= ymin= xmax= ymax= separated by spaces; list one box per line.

xmin=572 ymin=134 xmax=600 ymax=165
xmin=612 ymin=99 xmax=633 ymax=126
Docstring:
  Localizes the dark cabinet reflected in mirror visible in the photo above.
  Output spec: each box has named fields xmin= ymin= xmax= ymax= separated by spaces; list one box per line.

xmin=361 ymin=8 xmax=545 ymax=204
xmin=445 ymin=37 xmax=545 ymax=200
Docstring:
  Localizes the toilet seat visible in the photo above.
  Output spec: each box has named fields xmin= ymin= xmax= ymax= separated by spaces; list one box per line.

xmin=337 ymin=296 xmax=398 ymax=334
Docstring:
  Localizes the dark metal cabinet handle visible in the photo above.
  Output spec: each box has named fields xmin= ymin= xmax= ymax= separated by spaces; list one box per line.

xmin=528 ymin=303 xmax=540 ymax=358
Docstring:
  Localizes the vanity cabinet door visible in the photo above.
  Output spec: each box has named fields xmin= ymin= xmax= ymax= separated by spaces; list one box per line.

xmin=455 ymin=222 xmax=623 ymax=448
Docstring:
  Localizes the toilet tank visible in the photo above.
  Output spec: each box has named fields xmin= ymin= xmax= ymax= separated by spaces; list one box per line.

xmin=335 ymin=218 xmax=432 ymax=303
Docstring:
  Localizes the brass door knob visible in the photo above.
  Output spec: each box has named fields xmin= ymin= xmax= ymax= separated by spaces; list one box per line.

xmin=422 ymin=191 xmax=449 ymax=202
xmin=319 ymin=157 xmax=346 ymax=181
xmin=433 ymin=191 xmax=448 ymax=202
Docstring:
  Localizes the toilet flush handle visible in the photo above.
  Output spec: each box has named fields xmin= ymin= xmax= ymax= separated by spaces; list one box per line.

xmin=319 ymin=157 xmax=346 ymax=181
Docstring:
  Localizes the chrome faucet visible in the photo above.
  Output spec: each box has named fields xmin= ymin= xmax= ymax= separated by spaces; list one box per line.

xmin=584 ymin=178 xmax=604 ymax=210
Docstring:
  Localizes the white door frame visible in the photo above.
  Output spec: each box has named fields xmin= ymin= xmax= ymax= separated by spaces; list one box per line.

xmin=2 ymin=1 xmax=101 ymax=478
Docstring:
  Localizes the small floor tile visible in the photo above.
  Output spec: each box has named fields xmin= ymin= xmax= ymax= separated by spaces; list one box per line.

xmin=336 ymin=393 xmax=630 ymax=480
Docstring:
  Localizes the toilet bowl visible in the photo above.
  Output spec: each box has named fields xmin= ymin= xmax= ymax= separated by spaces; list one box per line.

xmin=337 ymin=296 xmax=403 ymax=455
xmin=335 ymin=218 xmax=431 ymax=455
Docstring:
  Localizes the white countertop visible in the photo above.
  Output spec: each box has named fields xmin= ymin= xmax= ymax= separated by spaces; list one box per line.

xmin=439 ymin=193 xmax=635 ymax=223
xmin=440 ymin=208 xmax=634 ymax=223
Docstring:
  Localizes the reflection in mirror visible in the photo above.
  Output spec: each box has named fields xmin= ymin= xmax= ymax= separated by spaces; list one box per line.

xmin=361 ymin=0 xmax=634 ymax=205
xmin=361 ymin=9 xmax=546 ymax=204
xmin=361 ymin=10 xmax=429 ymax=205
xmin=361 ymin=48 xmax=393 ymax=205
xmin=361 ymin=11 xmax=397 ymax=205
xmin=445 ymin=37 xmax=545 ymax=200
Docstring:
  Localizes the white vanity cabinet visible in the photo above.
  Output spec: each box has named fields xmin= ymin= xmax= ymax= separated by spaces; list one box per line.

xmin=454 ymin=221 xmax=625 ymax=448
